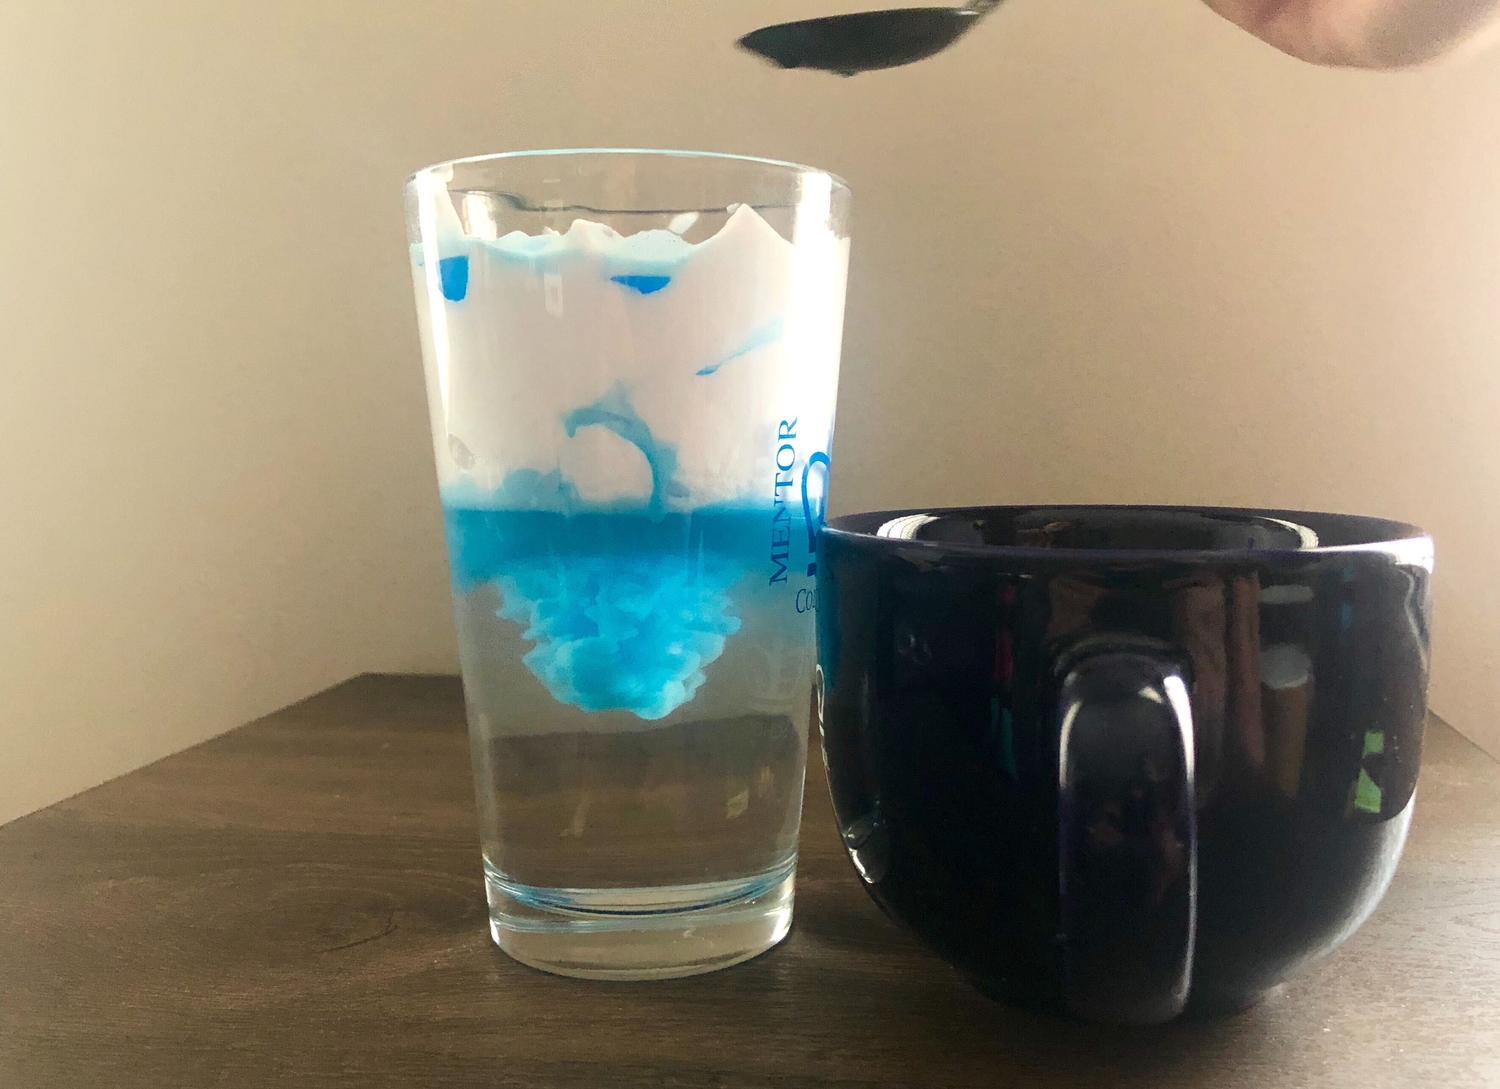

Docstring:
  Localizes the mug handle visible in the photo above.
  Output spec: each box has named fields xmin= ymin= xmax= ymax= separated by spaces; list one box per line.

xmin=1056 ymin=644 xmax=1198 ymax=1024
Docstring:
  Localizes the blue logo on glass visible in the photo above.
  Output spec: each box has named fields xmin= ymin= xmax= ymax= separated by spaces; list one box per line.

xmin=801 ymin=452 xmax=830 ymax=577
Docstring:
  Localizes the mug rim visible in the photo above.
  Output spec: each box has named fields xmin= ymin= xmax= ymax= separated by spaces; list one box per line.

xmin=822 ymin=504 xmax=1432 ymax=564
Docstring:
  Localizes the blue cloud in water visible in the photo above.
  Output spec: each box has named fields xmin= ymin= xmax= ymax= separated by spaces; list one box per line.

xmin=497 ymin=553 xmax=742 ymax=720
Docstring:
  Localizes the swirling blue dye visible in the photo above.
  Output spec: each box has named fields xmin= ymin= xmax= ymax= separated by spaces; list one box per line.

xmin=498 ymin=552 xmax=741 ymax=720
xmin=442 ymin=387 xmax=773 ymax=719
xmin=562 ymin=385 xmax=684 ymax=513
xmin=443 ymin=508 xmax=761 ymax=720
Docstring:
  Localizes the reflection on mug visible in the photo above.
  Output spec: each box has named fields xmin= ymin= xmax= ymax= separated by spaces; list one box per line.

xmin=1168 ymin=575 xmax=1227 ymax=805
xmin=1167 ymin=572 xmax=1265 ymax=805
xmin=1260 ymin=643 xmax=1313 ymax=799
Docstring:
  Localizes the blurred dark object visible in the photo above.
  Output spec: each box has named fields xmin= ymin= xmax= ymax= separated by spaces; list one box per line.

xmin=737 ymin=2 xmax=1001 ymax=75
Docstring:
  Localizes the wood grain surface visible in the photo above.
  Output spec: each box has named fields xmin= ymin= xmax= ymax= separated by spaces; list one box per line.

xmin=2 ymin=674 xmax=1498 ymax=1088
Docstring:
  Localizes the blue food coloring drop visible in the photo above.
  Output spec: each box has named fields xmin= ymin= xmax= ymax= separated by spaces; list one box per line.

xmin=439 ymin=255 xmax=469 ymax=301
xmin=611 ymin=274 xmax=671 ymax=294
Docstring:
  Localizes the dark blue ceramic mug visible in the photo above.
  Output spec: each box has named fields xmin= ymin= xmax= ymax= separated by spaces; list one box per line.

xmin=814 ymin=506 xmax=1432 ymax=1024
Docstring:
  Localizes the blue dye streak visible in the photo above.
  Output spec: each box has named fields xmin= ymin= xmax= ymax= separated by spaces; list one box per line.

xmin=696 ymin=317 xmax=785 ymax=377
xmin=611 ymin=274 xmax=671 ymax=294
xmin=439 ymin=255 xmax=470 ymax=301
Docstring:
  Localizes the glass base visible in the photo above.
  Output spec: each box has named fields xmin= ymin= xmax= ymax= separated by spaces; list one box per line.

xmin=483 ymin=857 xmax=795 ymax=980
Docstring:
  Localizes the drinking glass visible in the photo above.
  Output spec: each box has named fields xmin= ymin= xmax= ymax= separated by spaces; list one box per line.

xmin=404 ymin=150 xmax=851 ymax=978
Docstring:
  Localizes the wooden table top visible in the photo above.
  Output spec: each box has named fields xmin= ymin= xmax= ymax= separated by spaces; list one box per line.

xmin=3 ymin=674 xmax=1498 ymax=1088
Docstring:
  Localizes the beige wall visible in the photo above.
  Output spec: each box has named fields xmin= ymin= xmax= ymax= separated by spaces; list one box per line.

xmin=4 ymin=0 xmax=1499 ymax=823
